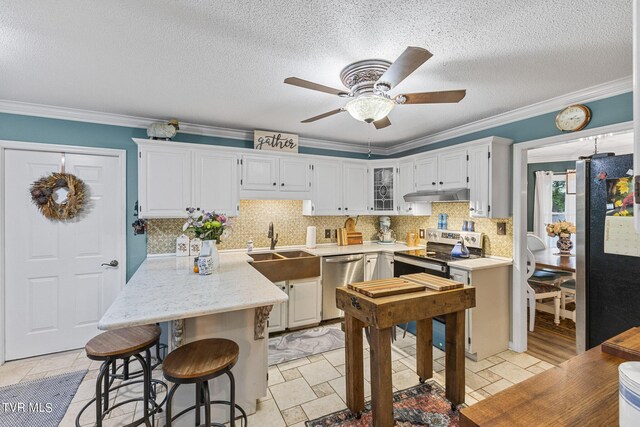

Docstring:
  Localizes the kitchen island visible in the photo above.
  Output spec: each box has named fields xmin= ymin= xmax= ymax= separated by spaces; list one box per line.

xmin=99 ymin=252 xmax=288 ymax=424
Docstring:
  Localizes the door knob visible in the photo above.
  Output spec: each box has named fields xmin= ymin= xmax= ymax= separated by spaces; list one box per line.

xmin=101 ymin=260 xmax=119 ymax=267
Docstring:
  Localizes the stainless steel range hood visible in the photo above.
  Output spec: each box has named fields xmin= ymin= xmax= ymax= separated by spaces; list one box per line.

xmin=403 ymin=188 xmax=470 ymax=203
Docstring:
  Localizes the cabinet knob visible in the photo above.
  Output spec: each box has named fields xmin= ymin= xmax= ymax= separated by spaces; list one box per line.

xmin=338 ymin=207 xmax=342 ymax=210
xmin=281 ymin=182 xmax=285 ymax=186
xmin=432 ymin=182 xmax=436 ymax=185
xmin=290 ymin=285 xmax=293 ymax=289
xmin=273 ymin=182 xmax=277 ymax=186
xmin=469 ymin=207 xmax=475 ymax=211
xmin=344 ymin=207 xmax=348 ymax=211
xmin=439 ymin=181 xmax=443 ymax=185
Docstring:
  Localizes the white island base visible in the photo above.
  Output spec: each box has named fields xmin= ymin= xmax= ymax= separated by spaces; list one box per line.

xmin=168 ymin=307 xmax=270 ymax=425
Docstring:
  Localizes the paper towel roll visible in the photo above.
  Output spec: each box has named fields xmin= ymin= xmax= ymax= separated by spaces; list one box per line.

xmin=306 ymin=226 xmax=317 ymax=249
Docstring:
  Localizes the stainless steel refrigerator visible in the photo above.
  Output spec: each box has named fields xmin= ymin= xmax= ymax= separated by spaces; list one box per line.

xmin=576 ymin=154 xmax=639 ymax=352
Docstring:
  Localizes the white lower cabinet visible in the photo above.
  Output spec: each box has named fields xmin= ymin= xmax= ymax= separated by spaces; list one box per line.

xmin=269 ymin=277 xmax=321 ymax=333
xmin=449 ymin=265 xmax=510 ymax=360
xmin=365 ymin=254 xmax=378 ymax=281
xmin=377 ymin=253 xmax=395 ymax=279
xmin=268 ymin=281 xmax=288 ymax=333
xmin=288 ymin=277 xmax=322 ymax=329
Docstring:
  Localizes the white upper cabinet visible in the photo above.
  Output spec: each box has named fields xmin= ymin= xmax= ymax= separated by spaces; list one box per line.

xmin=414 ymin=154 xmax=439 ymax=191
xmin=193 ymin=150 xmax=239 ymax=217
xmin=279 ymin=158 xmax=312 ymax=192
xmin=241 ymin=154 xmax=278 ymax=191
xmin=343 ymin=161 xmax=369 ymax=215
xmin=437 ymin=148 xmax=468 ymax=190
xmin=305 ymin=160 xmax=342 ymax=215
xmin=467 ymin=137 xmax=512 ymax=218
xmin=398 ymin=159 xmax=415 ymax=214
xmin=138 ymin=145 xmax=191 ymax=218
xmin=369 ymin=162 xmax=398 ymax=215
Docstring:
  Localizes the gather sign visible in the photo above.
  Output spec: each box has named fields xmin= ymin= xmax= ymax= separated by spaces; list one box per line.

xmin=254 ymin=130 xmax=298 ymax=153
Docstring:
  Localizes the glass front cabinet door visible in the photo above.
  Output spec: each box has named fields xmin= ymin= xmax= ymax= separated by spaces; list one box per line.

xmin=370 ymin=164 xmax=397 ymax=214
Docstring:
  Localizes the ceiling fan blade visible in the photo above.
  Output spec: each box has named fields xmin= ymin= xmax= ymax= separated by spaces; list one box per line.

xmin=398 ymin=90 xmax=467 ymax=104
xmin=284 ymin=77 xmax=349 ymax=97
xmin=373 ymin=116 xmax=391 ymax=129
xmin=377 ymin=47 xmax=433 ymax=90
xmin=301 ymin=108 xmax=345 ymax=123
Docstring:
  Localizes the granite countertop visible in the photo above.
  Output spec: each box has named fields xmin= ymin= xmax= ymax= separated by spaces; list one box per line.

xmin=98 ymin=252 xmax=288 ymax=330
xmin=305 ymin=242 xmax=421 ymax=256
xmin=447 ymin=257 xmax=513 ymax=271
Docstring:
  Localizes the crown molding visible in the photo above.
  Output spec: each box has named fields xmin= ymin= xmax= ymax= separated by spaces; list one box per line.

xmin=0 ymin=99 xmax=386 ymax=155
xmin=385 ymin=76 xmax=633 ymax=155
xmin=0 ymin=76 xmax=631 ymax=158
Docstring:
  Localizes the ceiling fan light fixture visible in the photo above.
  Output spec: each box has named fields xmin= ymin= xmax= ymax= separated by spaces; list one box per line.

xmin=345 ymin=94 xmax=395 ymax=123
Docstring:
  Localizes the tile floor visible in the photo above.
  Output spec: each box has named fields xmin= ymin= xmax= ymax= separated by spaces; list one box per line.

xmin=0 ymin=327 xmax=553 ymax=426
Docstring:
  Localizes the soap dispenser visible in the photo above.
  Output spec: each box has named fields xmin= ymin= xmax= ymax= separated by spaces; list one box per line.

xmin=451 ymin=239 xmax=470 ymax=258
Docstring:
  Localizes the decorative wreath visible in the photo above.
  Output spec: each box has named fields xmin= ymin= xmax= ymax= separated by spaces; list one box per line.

xmin=29 ymin=172 xmax=87 ymax=221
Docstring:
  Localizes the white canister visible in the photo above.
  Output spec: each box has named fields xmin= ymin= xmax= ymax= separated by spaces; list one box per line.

xmin=190 ymin=238 xmax=202 ymax=256
xmin=619 ymin=362 xmax=640 ymax=426
xmin=176 ymin=234 xmax=190 ymax=257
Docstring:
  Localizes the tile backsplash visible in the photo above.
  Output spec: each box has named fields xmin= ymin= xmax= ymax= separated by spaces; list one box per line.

xmin=147 ymin=200 xmax=512 ymax=258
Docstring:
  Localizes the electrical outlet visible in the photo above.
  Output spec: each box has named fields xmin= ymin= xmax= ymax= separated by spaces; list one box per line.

xmin=325 ymin=229 xmax=331 ymax=238
xmin=419 ymin=229 xmax=425 ymax=238
xmin=497 ymin=222 xmax=507 ymax=235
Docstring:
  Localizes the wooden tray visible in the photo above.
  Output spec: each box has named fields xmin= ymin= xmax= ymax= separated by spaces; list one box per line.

xmin=401 ymin=273 xmax=464 ymax=291
xmin=347 ymin=232 xmax=363 ymax=245
xmin=348 ymin=278 xmax=426 ymax=298
xmin=601 ymin=327 xmax=640 ymax=361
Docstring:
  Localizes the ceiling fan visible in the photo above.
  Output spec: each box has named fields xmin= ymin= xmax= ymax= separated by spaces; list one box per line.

xmin=284 ymin=46 xmax=466 ymax=130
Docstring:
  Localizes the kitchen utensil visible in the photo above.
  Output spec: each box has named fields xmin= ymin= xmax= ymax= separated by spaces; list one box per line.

xmin=401 ymin=273 xmax=464 ymax=291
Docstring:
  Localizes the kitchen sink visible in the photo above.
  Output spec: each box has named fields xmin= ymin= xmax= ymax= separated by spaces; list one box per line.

xmin=248 ymin=250 xmax=320 ymax=282
xmin=248 ymin=252 xmax=286 ymax=261
xmin=276 ymin=250 xmax=315 ymax=258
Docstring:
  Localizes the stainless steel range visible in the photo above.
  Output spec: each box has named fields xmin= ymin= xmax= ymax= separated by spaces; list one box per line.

xmin=393 ymin=229 xmax=484 ymax=279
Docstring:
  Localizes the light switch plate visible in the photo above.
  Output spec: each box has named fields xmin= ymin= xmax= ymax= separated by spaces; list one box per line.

xmin=419 ymin=229 xmax=425 ymax=238
xmin=325 ymin=229 xmax=331 ymax=238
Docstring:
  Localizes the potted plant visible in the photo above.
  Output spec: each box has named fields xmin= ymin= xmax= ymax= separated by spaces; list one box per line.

xmin=545 ymin=221 xmax=576 ymax=256
xmin=183 ymin=207 xmax=229 ymax=273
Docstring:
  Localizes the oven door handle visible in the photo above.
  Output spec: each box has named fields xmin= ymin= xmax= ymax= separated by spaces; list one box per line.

xmin=392 ymin=256 xmax=447 ymax=273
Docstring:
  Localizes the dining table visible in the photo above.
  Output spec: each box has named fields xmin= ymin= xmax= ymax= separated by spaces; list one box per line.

xmin=533 ymin=248 xmax=576 ymax=273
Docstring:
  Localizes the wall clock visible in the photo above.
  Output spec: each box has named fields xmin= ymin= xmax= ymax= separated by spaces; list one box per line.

xmin=555 ymin=104 xmax=592 ymax=132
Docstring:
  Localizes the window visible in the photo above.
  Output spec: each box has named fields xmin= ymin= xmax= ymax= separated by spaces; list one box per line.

xmin=551 ymin=176 xmax=567 ymax=223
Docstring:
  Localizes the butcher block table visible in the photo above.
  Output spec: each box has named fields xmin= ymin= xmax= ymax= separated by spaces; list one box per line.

xmin=460 ymin=327 xmax=640 ymax=426
xmin=336 ymin=276 xmax=476 ymax=427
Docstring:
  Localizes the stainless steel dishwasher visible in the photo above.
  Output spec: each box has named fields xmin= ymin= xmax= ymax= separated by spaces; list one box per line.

xmin=322 ymin=254 xmax=364 ymax=320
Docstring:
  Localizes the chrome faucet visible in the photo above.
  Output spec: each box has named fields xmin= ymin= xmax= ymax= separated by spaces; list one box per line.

xmin=268 ymin=222 xmax=278 ymax=250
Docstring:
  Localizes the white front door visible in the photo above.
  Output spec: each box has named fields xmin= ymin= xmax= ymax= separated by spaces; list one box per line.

xmin=4 ymin=149 xmax=124 ymax=360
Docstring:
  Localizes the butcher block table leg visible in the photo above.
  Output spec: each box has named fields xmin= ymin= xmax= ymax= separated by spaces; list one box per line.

xmin=345 ymin=313 xmax=365 ymax=414
xmin=445 ymin=310 xmax=466 ymax=405
xmin=416 ymin=318 xmax=433 ymax=383
xmin=369 ymin=326 xmax=394 ymax=427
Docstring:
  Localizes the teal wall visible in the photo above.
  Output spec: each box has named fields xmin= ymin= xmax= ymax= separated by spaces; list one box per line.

xmin=0 ymin=113 xmax=371 ymax=280
xmin=526 ymin=161 xmax=577 ymax=231
xmin=0 ymin=91 xmax=632 ymax=279
xmin=392 ymin=92 xmax=633 ymax=157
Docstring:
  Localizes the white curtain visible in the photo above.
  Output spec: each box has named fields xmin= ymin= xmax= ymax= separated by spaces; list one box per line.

xmin=565 ymin=190 xmax=577 ymax=246
xmin=533 ymin=171 xmax=554 ymax=247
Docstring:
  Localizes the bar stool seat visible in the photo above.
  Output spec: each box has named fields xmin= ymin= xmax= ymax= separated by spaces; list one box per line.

xmin=76 ymin=325 xmax=166 ymax=427
xmin=163 ymin=339 xmax=238 ymax=383
xmin=163 ymin=338 xmax=246 ymax=427
xmin=86 ymin=324 xmax=161 ymax=360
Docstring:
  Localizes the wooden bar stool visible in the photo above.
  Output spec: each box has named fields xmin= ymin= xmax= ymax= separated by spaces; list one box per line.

xmin=76 ymin=324 xmax=166 ymax=427
xmin=163 ymin=338 xmax=247 ymax=427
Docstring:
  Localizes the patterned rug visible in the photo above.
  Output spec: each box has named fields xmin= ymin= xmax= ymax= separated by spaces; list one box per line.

xmin=0 ymin=369 xmax=87 ymax=427
xmin=306 ymin=381 xmax=463 ymax=427
xmin=534 ymin=308 xmax=576 ymax=339
xmin=269 ymin=326 xmax=345 ymax=366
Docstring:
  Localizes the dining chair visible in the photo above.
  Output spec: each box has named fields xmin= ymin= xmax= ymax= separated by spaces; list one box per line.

xmin=526 ymin=233 xmax=573 ymax=284
xmin=526 ymin=249 xmax=561 ymax=331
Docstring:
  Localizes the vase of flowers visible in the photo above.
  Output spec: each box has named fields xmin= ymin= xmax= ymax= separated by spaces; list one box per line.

xmin=183 ymin=207 xmax=229 ymax=273
xmin=545 ymin=221 xmax=576 ymax=256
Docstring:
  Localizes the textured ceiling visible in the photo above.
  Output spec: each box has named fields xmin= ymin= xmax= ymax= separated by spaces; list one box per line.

xmin=0 ymin=1 xmax=633 ymax=148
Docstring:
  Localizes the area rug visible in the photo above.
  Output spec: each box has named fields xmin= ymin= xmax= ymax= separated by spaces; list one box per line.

xmin=306 ymin=381 xmax=463 ymax=427
xmin=269 ymin=326 xmax=344 ymax=366
xmin=533 ymin=308 xmax=576 ymax=339
xmin=0 ymin=369 xmax=87 ymax=427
